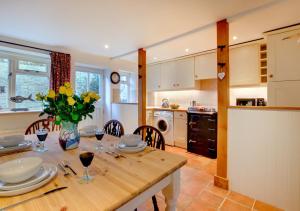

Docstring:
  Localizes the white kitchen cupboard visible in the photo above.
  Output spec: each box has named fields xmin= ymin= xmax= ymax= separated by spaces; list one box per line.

xmin=161 ymin=57 xmax=196 ymax=90
xmin=194 ymin=52 xmax=217 ymax=80
xmin=267 ymin=28 xmax=300 ymax=82
xmin=268 ymin=81 xmax=300 ymax=106
xmin=229 ymin=43 xmax=260 ymax=86
xmin=161 ymin=61 xmax=177 ymax=90
xmin=174 ymin=111 xmax=187 ymax=149
xmin=175 ymin=57 xmax=195 ymax=89
xmin=147 ymin=64 xmax=161 ymax=91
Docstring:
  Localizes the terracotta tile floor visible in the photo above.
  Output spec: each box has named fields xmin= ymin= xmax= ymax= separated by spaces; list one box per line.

xmin=137 ymin=146 xmax=283 ymax=211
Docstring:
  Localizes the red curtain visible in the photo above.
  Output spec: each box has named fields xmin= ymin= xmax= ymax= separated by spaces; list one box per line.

xmin=50 ymin=52 xmax=71 ymax=92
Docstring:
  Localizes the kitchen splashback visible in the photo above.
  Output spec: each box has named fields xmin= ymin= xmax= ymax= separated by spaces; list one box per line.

xmin=230 ymin=86 xmax=267 ymax=106
xmin=152 ymin=90 xmax=217 ymax=108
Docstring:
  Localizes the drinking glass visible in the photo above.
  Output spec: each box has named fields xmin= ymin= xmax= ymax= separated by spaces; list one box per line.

xmin=95 ymin=129 xmax=104 ymax=152
xmin=79 ymin=151 xmax=94 ymax=183
xmin=34 ymin=129 xmax=48 ymax=152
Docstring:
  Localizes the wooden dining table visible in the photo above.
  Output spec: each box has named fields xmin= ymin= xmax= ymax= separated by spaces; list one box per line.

xmin=0 ymin=133 xmax=187 ymax=211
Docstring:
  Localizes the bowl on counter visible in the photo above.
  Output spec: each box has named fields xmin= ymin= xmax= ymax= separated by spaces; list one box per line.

xmin=0 ymin=135 xmax=24 ymax=148
xmin=0 ymin=157 xmax=43 ymax=183
xmin=170 ymin=104 xmax=180 ymax=109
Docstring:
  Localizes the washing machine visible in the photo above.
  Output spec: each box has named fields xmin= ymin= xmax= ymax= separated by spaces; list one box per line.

xmin=153 ymin=111 xmax=174 ymax=146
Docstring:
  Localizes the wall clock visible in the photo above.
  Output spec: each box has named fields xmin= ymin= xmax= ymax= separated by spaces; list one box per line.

xmin=110 ymin=72 xmax=120 ymax=84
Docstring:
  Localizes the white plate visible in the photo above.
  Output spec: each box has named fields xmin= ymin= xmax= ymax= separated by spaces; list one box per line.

xmin=118 ymin=141 xmax=145 ymax=149
xmin=0 ymin=163 xmax=57 ymax=197
xmin=0 ymin=141 xmax=32 ymax=154
xmin=0 ymin=164 xmax=51 ymax=191
xmin=116 ymin=142 xmax=147 ymax=153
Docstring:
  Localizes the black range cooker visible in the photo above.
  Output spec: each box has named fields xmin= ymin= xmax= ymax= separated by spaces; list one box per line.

xmin=187 ymin=109 xmax=217 ymax=159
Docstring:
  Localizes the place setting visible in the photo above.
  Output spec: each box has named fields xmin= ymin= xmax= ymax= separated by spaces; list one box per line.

xmin=0 ymin=156 xmax=57 ymax=197
xmin=0 ymin=134 xmax=32 ymax=155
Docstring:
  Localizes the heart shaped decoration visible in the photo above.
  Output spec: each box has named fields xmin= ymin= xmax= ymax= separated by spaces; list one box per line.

xmin=218 ymin=72 xmax=226 ymax=80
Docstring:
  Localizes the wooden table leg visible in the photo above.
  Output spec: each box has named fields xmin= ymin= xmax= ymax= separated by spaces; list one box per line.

xmin=162 ymin=169 xmax=180 ymax=211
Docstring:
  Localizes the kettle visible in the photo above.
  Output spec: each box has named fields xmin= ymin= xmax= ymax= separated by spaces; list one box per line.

xmin=161 ymin=98 xmax=169 ymax=108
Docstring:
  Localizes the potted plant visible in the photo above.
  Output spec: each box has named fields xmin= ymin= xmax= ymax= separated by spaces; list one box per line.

xmin=36 ymin=82 xmax=100 ymax=150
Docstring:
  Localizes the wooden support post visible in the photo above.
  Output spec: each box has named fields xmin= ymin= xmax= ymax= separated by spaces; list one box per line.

xmin=138 ymin=48 xmax=146 ymax=126
xmin=214 ymin=19 xmax=229 ymax=190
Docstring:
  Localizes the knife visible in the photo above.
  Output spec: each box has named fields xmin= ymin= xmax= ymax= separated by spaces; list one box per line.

xmin=0 ymin=186 xmax=68 ymax=210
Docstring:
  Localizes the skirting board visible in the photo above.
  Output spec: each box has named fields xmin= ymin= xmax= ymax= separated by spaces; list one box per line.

xmin=214 ymin=175 xmax=229 ymax=190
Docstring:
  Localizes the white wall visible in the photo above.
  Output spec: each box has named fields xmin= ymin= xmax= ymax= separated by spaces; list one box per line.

xmin=228 ymin=108 xmax=300 ymax=211
xmin=152 ymin=90 xmax=217 ymax=108
xmin=0 ymin=36 xmax=137 ymax=133
xmin=111 ymin=103 xmax=138 ymax=134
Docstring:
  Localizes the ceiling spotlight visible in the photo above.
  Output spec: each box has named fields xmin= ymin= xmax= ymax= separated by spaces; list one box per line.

xmin=185 ymin=48 xmax=190 ymax=52
xmin=233 ymin=36 xmax=238 ymax=40
xmin=104 ymin=44 xmax=109 ymax=49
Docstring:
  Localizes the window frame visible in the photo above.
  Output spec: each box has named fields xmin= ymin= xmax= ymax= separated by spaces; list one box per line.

xmin=0 ymin=50 xmax=50 ymax=110
xmin=75 ymin=66 xmax=104 ymax=106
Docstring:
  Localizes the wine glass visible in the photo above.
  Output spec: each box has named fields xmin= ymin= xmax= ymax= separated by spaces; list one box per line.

xmin=79 ymin=151 xmax=94 ymax=183
xmin=95 ymin=129 xmax=104 ymax=152
xmin=34 ymin=129 xmax=48 ymax=152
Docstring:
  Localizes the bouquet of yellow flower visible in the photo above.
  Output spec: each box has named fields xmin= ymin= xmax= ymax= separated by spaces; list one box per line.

xmin=36 ymin=82 xmax=100 ymax=125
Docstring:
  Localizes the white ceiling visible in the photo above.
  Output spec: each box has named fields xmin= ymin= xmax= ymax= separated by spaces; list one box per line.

xmin=0 ymin=0 xmax=299 ymax=64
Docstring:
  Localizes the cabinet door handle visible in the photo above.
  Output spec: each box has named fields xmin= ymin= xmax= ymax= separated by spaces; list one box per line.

xmin=208 ymin=128 xmax=215 ymax=131
xmin=189 ymin=122 xmax=196 ymax=126
xmin=189 ymin=140 xmax=197 ymax=143
xmin=208 ymin=119 xmax=215 ymax=122
xmin=269 ymin=74 xmax=274 ymax=78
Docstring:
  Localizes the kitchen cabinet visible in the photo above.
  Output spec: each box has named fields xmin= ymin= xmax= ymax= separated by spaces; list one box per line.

xmin=230 ymin=43 xmax=260 ymax=86
xmin=194 ymin=52 xmax=217 ymax=80
xmin=147 ymin=64 xmax=161 ymax=91
xmin=161 ymin=57 xmax=196 ymax=90
xmin=267 ymin=28 xmax=300 ymax=81
xmin=175 ymin=57 xmax=195 ymax=89
xmin=161 ymin=61 xmax=177 ymax=90
xmin=174 ymin=111 xmax=187 ymax=149
xmin=268 ymin=81 xmax=300 ymax=106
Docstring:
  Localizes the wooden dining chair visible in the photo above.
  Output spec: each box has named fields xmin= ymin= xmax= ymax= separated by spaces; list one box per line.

xmin=133 ymin=125 xmax=165 ymax=150
xmin=103 ymin=120 xmax=125 ymax=137
xmin=25 ymin=118 xmax=61 ymax=135
xmin=133 ymin=125 xmax=165 ymax=211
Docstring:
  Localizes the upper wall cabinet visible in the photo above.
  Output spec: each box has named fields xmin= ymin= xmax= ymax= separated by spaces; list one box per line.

xmin=230 ymin=43 xmax=260 ymax=86
xmin=175 ymin=57 xmax=195 ymax=89
xmin=147 ymin=64 xmax=162 ymax=91
xmin=195 ymin=52 xmax=217 ymax=80
xmin=267 ymin=28 xmax=300 ymax=82
xmin=161 ymin=57 xmax=196 ymax=90
xmin=161 ymin=61 xmax=177 ymax=90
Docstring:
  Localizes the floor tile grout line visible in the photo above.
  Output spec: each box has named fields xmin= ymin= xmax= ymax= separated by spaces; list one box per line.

xmin=251 ymin=199 xmax=257 ymax=211
xmin=226 ymin=197 xmax=255 ymax=209
xmin=217 ymin=196 xmax=227 ymax=210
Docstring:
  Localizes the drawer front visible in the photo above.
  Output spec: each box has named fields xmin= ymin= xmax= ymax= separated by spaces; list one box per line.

xmin=174 ymin=111 xmax=187 ymax=120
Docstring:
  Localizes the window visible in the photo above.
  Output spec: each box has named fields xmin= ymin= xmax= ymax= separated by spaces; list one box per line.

xmin=0 ymin=51 xmax=50 ymax=111
xmin=75 ymin=67 xmax=103 ymax=104
xmin=120 ymin=72 xmax=129 ymax=102
xmin=119 ymin=71 xmax=137 ymax=103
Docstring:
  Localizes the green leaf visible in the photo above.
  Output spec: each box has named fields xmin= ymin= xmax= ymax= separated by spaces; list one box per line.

xmin=71 ymin=112 xmax=79 ymax=121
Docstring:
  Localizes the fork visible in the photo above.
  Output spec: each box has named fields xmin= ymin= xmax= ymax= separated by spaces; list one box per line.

xmin=58 ymin=163 xmax=70 ymax=176
xmin=62 ymin=161 xmax=77 ymax=175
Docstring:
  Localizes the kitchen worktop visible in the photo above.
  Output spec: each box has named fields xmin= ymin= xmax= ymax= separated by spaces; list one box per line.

xmin=146 ymin=106 xmax=188 ymax=112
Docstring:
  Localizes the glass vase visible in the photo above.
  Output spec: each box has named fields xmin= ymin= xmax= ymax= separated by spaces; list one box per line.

xmin=59 ymin=121 xmax=80 ymax=150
